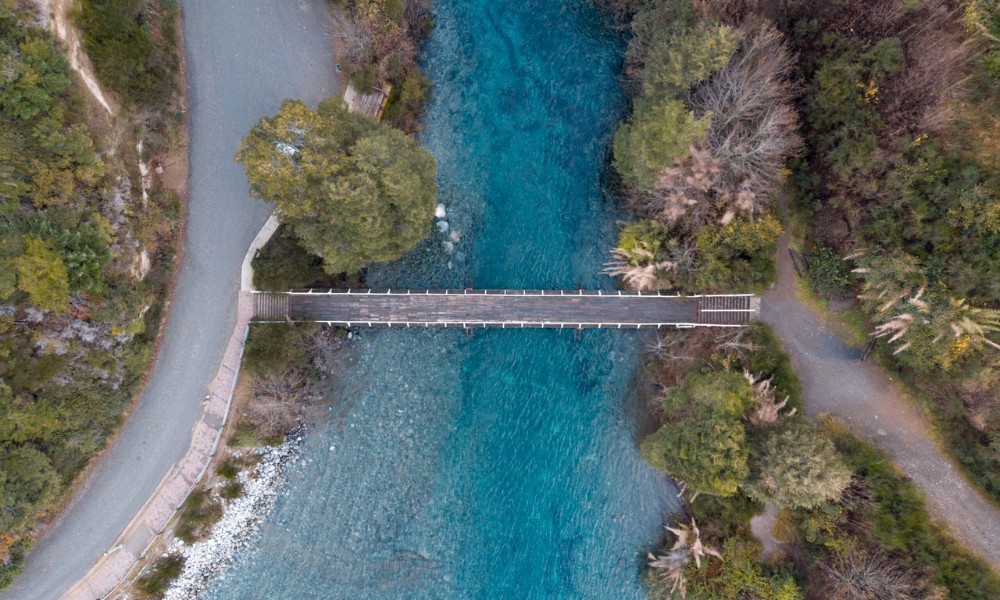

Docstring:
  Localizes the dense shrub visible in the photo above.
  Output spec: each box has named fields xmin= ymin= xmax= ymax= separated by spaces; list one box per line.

xmin=804 ymin=244 xmax=850 ymax=298
xmin=135 ymin=553 xmax=184 ymax=597
xmin=74 ymin=0 xmax=179 ymax=109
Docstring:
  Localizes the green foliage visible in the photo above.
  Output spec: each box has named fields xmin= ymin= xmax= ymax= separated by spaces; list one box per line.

xmin=218 ymin=481 xmax=243 ymax=500
xmin=643 ymin=415 xmax=749 ymax=497
xmin=805 ymin=244 xmax=850 ymax=298
xmin=243 ymin=323 xmax=318 ymax=378
xmin=15 ymin=236 xmax=69 ymax=312
xmin=0 ymin=537 xmax=29 ymax=589
xmin=739 ymin=323 xmax=803 ymax=411
xmin=237 ymin=98 xmax=437 ymax=275
xmin=0 ymin=36 xmax=72 ymax=121
xmin=229 ymin=421 xmax=266 ymax=448
xmin=644 ymin=372 xmax=753 ymax=497
xmin=215 ymin=458 xmax=239 ymax=480
xmin=135 ymin=553 xmax=184 ymax=597
xmin=745 ymin=418 xmax=852 ymax=509
xmin=663 ymin=371 xmax=753 ymax=418
xmin=0 ymin=445 xmax=61 ymax=531
xmin=694 ymin=214 xmax=783 ymax=292
xmin=174 ymin=488 xmax=222 ymax=544
xmin=818 ymin=423 xmax=1000 ymax=598
xmin=251 ymin=225 xmax=329 ymax=291
xmin=642 ymin=24 xmax=737 ymax=98
xmin=0 ymin=6 xmax=182 ymax=579
xmin=615 ymin=220 xmax=668 ymax=258
xmin=685 ymin=537 xmax=801 ymax=600
xmin=613 ymin=97 xmax=710 ymax=190
xmin=74 ymin=0 xmax=179 ymax=108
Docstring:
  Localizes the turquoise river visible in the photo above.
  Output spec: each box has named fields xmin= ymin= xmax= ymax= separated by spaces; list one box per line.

xmin=207 ymin=0 xmax=678 ymax=597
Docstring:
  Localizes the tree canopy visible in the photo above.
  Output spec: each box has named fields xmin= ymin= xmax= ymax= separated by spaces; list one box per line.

xmin=745 ymin=419 xmax=852 ymax=509
xmin=237 ymin=98 xmax=437 ymax=274
xmin=643 ymin=371 xmax=753 ymax=497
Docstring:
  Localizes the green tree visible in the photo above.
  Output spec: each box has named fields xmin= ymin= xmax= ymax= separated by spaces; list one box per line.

xmin=613 ymin=97 xmax=711 ymax=190
xmin=237 ymin=98 xmax=437 ymax=274
xmin=0 ymin=445 xmax=60 ymax=531
xmin=664 ymin=371 xmax=753 ymax=417
xmin=694 ymin=214 xmax=783 ymax=292
xmin=642 ymin=371 xmax=753 ymax=496
xmin=0 ymin=36 xmax=71 ymax=121
xmin=15 ymin=237 xmax=69 ymax=312
xmin=643 ymin=24 xmax=738 ymax=98
xmin=643 ymin=415 xmax=749 ymax=497
xmin=745 ymin=419 xmax=852 ymax=509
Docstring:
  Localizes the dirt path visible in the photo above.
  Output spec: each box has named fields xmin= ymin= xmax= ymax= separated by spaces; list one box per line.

xmin=760 ymin=236 xmax=1000 ymax=568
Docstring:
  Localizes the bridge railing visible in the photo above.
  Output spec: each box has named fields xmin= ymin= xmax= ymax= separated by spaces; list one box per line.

xmin=278 ymin=288 xmax=754 ymax=298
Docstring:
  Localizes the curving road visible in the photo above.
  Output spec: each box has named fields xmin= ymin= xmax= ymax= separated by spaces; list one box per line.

xmin=761 ymin=237 xmax=1000 ymax=568
xmin=2 ymin=2 xmax=339 ymax=598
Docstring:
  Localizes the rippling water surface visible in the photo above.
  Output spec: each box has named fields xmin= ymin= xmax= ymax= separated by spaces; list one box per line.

xmin=207 ymin=1 xmax=677 ymax=597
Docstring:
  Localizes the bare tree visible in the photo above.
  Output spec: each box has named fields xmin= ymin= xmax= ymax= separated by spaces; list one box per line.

xmin=690 ymin=24 xmax=802 ymax=215
xmin=245 ymin=371 xmax=321 ymax=438
xmin=338 ymin=12 xmax=375 ymax=69
xmin=822 ymin=551 xmax=937 ymax=600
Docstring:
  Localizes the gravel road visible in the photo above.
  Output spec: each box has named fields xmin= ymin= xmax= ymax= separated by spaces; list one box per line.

xmin=761 ymin=236 xmax=1000 ymax=568
xmin=2 ymin=2 xmax=339 ymax=598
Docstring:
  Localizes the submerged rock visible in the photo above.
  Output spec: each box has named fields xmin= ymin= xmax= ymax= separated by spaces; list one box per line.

xmin=436 ymin=220 xmax=449 ymax=233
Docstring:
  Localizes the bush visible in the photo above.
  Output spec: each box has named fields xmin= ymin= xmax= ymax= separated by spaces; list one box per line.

xmin=739 ymin=322 xmax=803 ymax=411
xmin=174 ymin=489 xmax=222 ymax=544
xmin=251 ymin=225 xmax=329 ymax=292
xmin=243 ymin=323 xmax=318 ymax=377
xmin=694 ymin=214 xmax=783 ymax=292
xmin=745 ymin=418 xmax=852 ymax=509
xmin=818 ymin=421 xmax=1000 ymax=598
xmin=135 ymin=553 xmax=184 ymax=597
xmin=218 ymin=481 xmax=243 ymax=500
xmin=805 ymin=245 xmax=850 ymax=298
xmin=74 ymin=0 xmax=179 ymax=109
xmin=215 ymin=457 xmax=239 ymax=480
xmin=685 ymin=537 xmax=801 ymax=600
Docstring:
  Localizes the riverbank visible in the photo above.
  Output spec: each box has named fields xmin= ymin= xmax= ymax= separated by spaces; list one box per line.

xmin=160 ymin=439 xmax=302 ymax=599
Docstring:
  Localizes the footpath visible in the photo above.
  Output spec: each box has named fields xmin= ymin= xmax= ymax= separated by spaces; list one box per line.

xmin=64 ymin=217 xmax=279 ymax=599
xmin=760 ymin=236 xmax=1000 ymax=568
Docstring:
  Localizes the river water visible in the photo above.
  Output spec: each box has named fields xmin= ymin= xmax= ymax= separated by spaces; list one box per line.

xmin=206 ymin=1 xmax=676 ymax=597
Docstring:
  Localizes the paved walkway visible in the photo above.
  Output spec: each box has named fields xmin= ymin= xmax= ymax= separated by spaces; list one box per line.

xmin=64 ymin=294 xmax=253 ymax=600
xmin=0 ymin=2 xmax=341 ymax=598
xmin=760 ymin=236 xmax=1000 ymax=568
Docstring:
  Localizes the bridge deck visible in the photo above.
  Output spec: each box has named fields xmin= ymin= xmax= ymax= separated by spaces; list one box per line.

xmin=253 ymin=290 xmax=757 ymax=328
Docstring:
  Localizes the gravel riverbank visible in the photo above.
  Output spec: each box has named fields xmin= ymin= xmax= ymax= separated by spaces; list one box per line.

xmin=162 ymin=437 xmax=303 ymax=599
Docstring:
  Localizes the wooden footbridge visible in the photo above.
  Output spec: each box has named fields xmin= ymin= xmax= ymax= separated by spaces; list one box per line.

xmin=251 ymin=289 xmax=758 ymax=329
